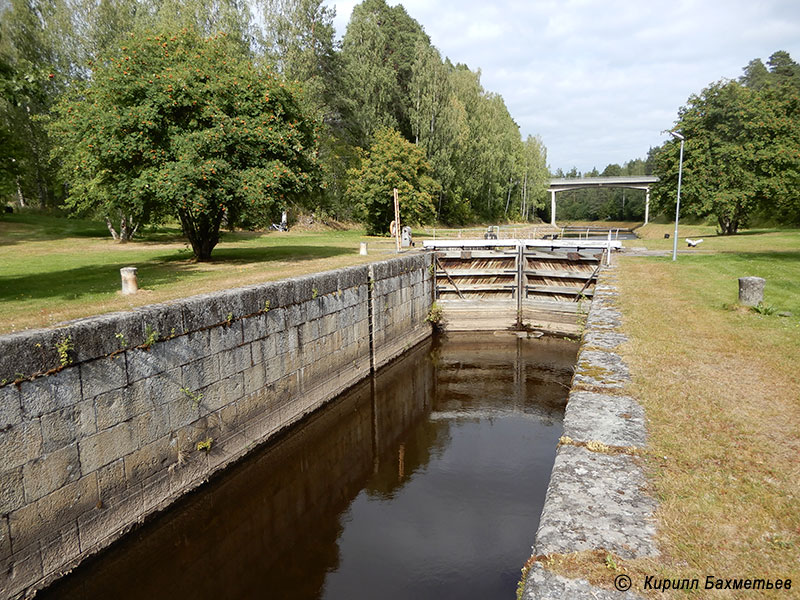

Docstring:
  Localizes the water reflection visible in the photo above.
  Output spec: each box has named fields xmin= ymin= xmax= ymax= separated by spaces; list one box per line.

xmin=41 ymin=333 xmax=577 ymax=600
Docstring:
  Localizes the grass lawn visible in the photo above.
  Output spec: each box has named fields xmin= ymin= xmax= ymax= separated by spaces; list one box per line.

xmin=614 ymin=230 xmax=800 ymax=597
xmin=632 ymin=222 xmax=800 ymax=254
xmin=0 ymin=212 xmax=399 ymax=334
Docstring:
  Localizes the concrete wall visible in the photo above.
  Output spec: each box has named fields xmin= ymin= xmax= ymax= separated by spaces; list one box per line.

xmin=44 ymin=339 xmax=435 ymax=598
xmin=0 ymin=253 xmax=433 ymax=599
xmin=522 ymin=262 xmax=658 ymax=599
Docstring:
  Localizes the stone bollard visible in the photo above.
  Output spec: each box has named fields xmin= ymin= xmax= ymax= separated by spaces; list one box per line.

xmin=738 ymin=276 xmax=765 ymax=306
xmin=120 ymin=267 xmax=139 ymax=295
xmin=360 ymin=242 xmax=368 ymax=256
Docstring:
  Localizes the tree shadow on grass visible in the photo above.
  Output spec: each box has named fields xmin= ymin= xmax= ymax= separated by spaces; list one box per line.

xmin=712 ymin=250 xmax=800 ymax=262
xmin=702 ymin=228 xmax=800 ymax=239
xmin=0 ymin=216 xmax=109 ymax=246
xmin=207 ymin=244 xmax=351 ymax=264
xmin=0 ymin=245 xmax=353 ymax=303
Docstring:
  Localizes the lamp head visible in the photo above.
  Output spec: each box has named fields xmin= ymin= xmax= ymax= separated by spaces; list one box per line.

xmin=669 ymin=130 xmax=685 ymax=141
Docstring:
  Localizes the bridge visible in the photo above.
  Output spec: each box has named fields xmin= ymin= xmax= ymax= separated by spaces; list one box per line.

xmin=548 ymin=176 xmax=659 ymax=225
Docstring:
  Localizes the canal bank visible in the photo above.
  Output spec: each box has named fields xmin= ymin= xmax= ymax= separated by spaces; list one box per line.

xmin=522 ymin=263 xmax=658 ymax=599
xmin=0 ymin=254 xmax=433 ymax=599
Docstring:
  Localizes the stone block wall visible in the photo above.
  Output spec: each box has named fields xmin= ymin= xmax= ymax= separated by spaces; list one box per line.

xmin=0 ymin=253 xmax=433 ymax=598
xmin=522 ymin=263 xmax=658 ymax=599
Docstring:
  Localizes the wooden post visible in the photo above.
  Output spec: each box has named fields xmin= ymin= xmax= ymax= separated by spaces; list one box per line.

xmin=393 ymin=188 xmax=401 ymax=253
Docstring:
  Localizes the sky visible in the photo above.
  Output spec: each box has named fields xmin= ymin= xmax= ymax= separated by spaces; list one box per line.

xmin=322 ymin=0 xmax=800 ymax=173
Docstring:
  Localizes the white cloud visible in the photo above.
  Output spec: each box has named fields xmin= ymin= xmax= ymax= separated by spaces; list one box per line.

xmin=324 ymin=0 xmax=800 ymax=171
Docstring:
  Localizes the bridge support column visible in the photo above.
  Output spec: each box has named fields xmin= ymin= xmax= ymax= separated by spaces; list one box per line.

xmin=550 ymin=190 xmax=556 ymax=227
xmin=644 ymin=188 xmax=650 ymax=225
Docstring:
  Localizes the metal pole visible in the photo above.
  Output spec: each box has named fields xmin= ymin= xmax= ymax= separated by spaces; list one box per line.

xmin=672 ymin=138 xmax=684 ymax=261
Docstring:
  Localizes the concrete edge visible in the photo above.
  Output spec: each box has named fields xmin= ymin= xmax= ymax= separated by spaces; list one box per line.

xmin=523 ymin=262 xmax=657 ymax=599
xmin=0 ymin=256 xmax=434 ymax=384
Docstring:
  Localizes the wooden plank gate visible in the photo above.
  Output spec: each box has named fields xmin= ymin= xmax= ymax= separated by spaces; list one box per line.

xmin=423 ymin=239 xmax=622 ymax=335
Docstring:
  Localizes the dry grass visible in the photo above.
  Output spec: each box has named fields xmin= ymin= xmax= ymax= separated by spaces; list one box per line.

xmin=525 ymin=550 xmax=640 ymax=590
xmin=610 ymin=253 xmax=800 ymax=598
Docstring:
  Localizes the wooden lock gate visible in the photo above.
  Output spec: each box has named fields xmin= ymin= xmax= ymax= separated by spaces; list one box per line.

xmin=423 ymin=238 xmax=622 ymax=335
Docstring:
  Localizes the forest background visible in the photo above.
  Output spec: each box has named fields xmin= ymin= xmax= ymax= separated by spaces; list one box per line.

xmin=1 ymin=0 xmax=799 ymax=247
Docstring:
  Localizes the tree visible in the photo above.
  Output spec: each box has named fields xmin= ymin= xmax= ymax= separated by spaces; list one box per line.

xmin=346 ymin=128 xmax=439 ymax=235
xmin=258 ymin=0 xmax=357 ymax=219
xmin=519 ymin=135 xmax=548 ymax=220
xmin=49 ymin=28 xmax=320 ymax=258
xmin=740 ymin=58 xmax=770 ymax=90
xmin=653 ymin=78 xmax=800 ymax=234
xmin=443 ymin=65 xmax=525 ymax=223
xmin=341 ymin=0 xmax=429 ymax=146
xmin=259 ymin=0 xmax=340 ymax=116
xmin=741 ymin=51 xmax=800 ymax=92
xmin=408 ymin=50 xmax=467 ymax=222
xmin=766 ymin=50 xmax=800 ymax=90
xmin=0 ymin=49 xmax=21 ymax=199
xmin=0 ymin=0 xmax=68 ymax=208
xmin=151 ymin=0 xmax=254 ymax=52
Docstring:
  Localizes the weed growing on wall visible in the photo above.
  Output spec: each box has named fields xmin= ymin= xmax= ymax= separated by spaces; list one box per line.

xmin=143 ymin=325 xmax=159 ymax=349
xmin=181 ymin=387 xmax=203 ymax=408
xmin=55 ymin=336 xmax=74 ymax=366
xmin=425 ymin=302 xmax=445 ymax=332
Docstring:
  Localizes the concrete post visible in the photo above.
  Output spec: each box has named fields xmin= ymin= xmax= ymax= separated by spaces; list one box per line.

xmin=120 ymin=267 xmax=139 ymax=295
xmin=550 ymin=190 xmax=556 ymax=227
xmin=401 ymin=226 xmax=413 ymax=248
xmin=738 ymin=277 xmax=765 ymax=306
xmin=360 ymin=242 xmax=368 ymax=255
xmin=644 ymin=188 xmax=650 ymax=225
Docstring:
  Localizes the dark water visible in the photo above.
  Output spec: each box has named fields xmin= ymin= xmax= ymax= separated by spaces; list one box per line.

xmin=41 ymin=333 xmax=577 ymax=600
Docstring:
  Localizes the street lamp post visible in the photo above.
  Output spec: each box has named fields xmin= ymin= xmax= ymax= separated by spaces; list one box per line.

xmin=670 ymin=131 xmax=685 ymax=261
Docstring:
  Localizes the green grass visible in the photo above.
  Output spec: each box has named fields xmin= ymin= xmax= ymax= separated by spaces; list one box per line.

xmin=0 ymin=212 xmax=398 ymax=333
xmin=613 ymin=238 xmax=800 ymax=597
xmin=0 ymin=211 xmax=108 ymax=241
xmin=642 ymin=252 xmax=800 ymax=317
xmin=631 ymin=223 xmax=800 ymax=254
